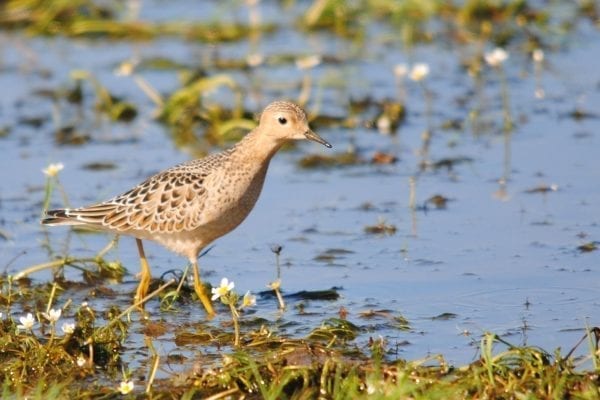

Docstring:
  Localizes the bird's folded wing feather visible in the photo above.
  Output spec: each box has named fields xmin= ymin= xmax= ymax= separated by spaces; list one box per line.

xmin=64 ymin=169 xmax=209 ymax=234
xmin=43 ymin=149 xmax=236 ymax=233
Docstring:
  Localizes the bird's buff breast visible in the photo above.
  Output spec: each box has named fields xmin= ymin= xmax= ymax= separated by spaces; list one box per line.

xmin=149 ymin=161 xmax=269 ymax=257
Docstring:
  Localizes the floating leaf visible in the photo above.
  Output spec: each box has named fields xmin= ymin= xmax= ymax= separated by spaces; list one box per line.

xmin=308 ymin=318 xmax=360 ymax=341
xmin=298 ymin=151 xmax=363 ymax=169
xmin=82 ymin=162 xmax=117 ymax=171
xmin=364 ymin=219 xmax=397 ymax=235
xmin=431 ymin=312 xmax=458 ymax=321
xmin=577 ymin=242 xmax=598 ymax=253
xmin=425 ymin=194 xmax=450 ymax=209
xmin=524 ymin=184 xmax=559 ymax=194
xmin=371 ymin=151 xmax=397 ymax=165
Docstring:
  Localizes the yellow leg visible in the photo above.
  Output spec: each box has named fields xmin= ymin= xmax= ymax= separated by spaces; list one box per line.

xmin=192 ymin=260 xmax=215 ymax=316
xmin=134 ymin=238 xmax=151 ymax=307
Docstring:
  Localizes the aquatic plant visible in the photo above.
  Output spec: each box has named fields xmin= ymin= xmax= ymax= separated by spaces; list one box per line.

xmin=484 ymin=47 xmax=512 ymax=132
xmin=209 ymin=277 xmax=255 ymax=347
xmin=41 ymin=162 xmax=66 ymax=215
xmin=70 ymin=70 xmax=138 ymax=123
xmin=117 ymin=379 xmax=134 ymax=395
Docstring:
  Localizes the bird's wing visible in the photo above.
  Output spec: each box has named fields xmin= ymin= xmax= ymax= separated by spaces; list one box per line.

xmin=43 ymin=150 xmax=234 ymax=234
xmin=97 ymin=170 xmax=207 ymax=233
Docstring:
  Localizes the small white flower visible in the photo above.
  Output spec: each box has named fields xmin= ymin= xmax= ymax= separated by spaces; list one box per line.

xmin=296 ymin=54 xmax=321 ymax=70
xmin=268 ymin=279 xmax=281 ymax=290
xmin=42 ymin=163 xmax=64 ymax=178
xmin=532 ymin=48 xmax=544 ymax=63
xmin=17 ymin=313 xmax=36 ymax=332
xmin=394 ymin=63 xmax=408 ymax=78
xmin=366 ymin=382 xmax=377 ymax=394
xmin=61 ymin=322 xmax=75 ymax=335
xmin=241 ymin=291 xmax=257 ymax=308
xmin=409 ymin=63 xmax=429 ymax=81
xmin=376 ymin=115 xmax=391 ymax=134
xmin=76 ymin=355 xmax=87 ymax=367
xmin=118 ymin=380 xmax=134 ymax=395
xmin=211 ymin=278 xmax=235 ymax=301
xmin=42 ymin=308 xmax=62 ymax=323
xmin=115 ymin=60 xmax=136 ymax=77
xmin=484 ymin=47 xmax=509 ymax=67
xmin=246 ymin=53 xmax=264 ymax=67
xmin=535 ymin=88 xmax=545 ymax=99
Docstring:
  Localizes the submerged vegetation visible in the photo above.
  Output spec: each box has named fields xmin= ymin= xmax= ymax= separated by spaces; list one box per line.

xmin=0 ymin=0 xmax=599 ymax=397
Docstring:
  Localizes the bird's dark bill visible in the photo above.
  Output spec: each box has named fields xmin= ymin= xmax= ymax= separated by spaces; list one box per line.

xmin=305 ymin=129 xmax=332 ymax=148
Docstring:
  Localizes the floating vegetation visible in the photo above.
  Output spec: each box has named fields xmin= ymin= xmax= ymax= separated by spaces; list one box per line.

xmin=0 ymin=125 xmax=11 ymax=137
xmin=18 ymin=116 xmax=47 ymax=128
xmin=375 ymin=100 xmax=406 ymax=134
xmin=364 ymin=219 xmax=397 ymax=236
xmin=371 ymin=151 xmax=398 ymax=165
xmin=308 ymin=318 xmax=361 ymax=342
xmin=431 ymin=312 xmax=458 ymax=321
xmin=54 ymin=125 xmax=91 ymax=146
xmin=577 ymin=242 xmax=598 ymax=253
xmin=424 ymin=194 xmax=451 ymax=210
xmin=298 ymin=150 xmax=363 ymax=169
xmin=0 ymin=0 xmax=276 ymax=41
xmin=567 ymin=108 xmax=598 ymax=120
xmin=428 ymin=156 xmax=474 ymax=171
xmin=81 ymin=161 xmax=117 ymax=171
xmin=136 ymin=56 xmax=191 ymax=71
xmin=158 ymin=74 xmax=256 ymax=146
xmin=440 ymin=118 xmax=464 ymax=131
xmin=291 ymin=289 xmax=341 ymax=301
xmin=71 ymin=70 xmax=138 ymax=123
xmin=259 ymin=288 xmax=341 ymax=302
xmin=300 ymin=0 xmax=564 ymax=48
xmin=314 ymin=248 xmax=355 ymax=264
xmin=524 ymin=183 xmax=559 ymax=194
xmin=359 ymin=309 xmax=411 ymax=331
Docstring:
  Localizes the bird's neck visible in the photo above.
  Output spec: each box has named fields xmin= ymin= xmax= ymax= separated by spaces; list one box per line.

xmin=234 ymin=128 xmax=285 ymax=163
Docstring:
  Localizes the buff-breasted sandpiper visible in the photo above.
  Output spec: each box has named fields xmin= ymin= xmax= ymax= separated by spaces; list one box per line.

xmin=41 ymin=101 xmax=331 ymax=315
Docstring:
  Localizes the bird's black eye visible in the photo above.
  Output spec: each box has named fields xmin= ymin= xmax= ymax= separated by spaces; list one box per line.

xmin=278 ymin=117 xmax=287 ymax=125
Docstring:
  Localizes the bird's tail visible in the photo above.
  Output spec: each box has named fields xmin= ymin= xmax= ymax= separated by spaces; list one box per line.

xmin=41 ymin=209 xmax=88 ymax=226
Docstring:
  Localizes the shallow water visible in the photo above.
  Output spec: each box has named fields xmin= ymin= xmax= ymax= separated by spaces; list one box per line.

xmin=1 ymin=1 xmax=599 ymax=371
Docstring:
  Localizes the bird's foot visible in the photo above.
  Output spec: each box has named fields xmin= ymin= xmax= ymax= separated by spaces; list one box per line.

xmin=134 ymin=273 xmax=151 ymax=309
xmin=194 ymin=282 xmax=216 ymax=317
